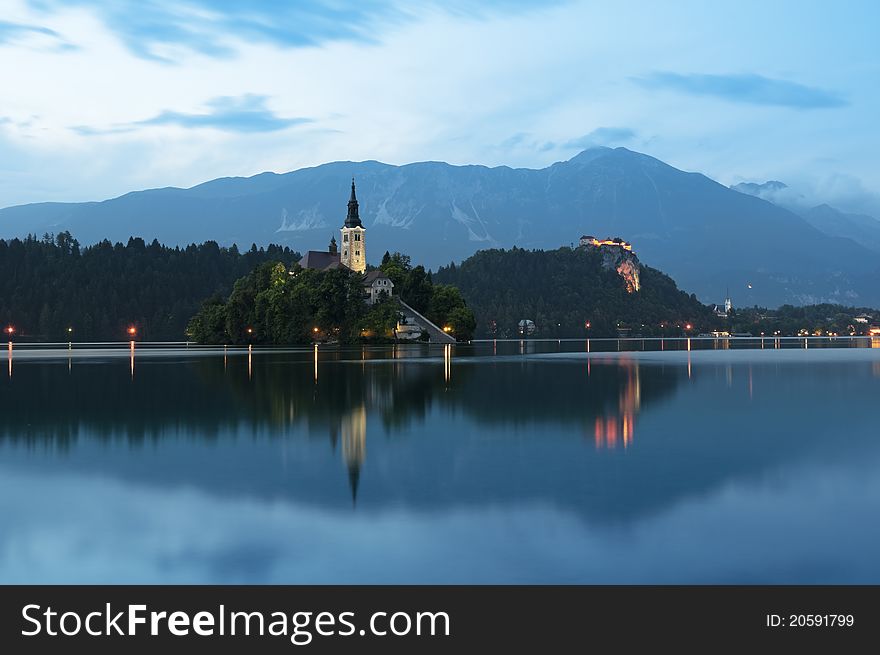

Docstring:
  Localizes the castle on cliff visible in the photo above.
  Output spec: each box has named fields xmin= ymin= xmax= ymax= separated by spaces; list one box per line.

xmin=579 ymin=235 xmax=633 ymax=251
xmin=577 ymin=233 xmax=640 ymax=293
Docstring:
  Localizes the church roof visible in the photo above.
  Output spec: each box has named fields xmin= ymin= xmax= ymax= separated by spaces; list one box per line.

xmin=299 ymin=250 xmax=341 ymax=270
xmin=344 ymin=178 xmax=363 ymax=228
xmin=362 ymin=270 xmax=393 ymax=286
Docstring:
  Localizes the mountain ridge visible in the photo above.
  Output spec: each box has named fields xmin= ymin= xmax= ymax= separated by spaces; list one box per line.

xmin=2 ymin=147 xmax=879 ymax=307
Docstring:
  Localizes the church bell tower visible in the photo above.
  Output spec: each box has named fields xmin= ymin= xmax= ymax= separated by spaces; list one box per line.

xmin=340 ymin=178 xmax=366 ymax=273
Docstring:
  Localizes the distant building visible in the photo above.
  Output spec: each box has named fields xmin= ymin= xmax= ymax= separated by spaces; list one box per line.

xmin=579 ymin=235 xmax=633 ymax=251
xmin=713 ymin=292 xmax=733 ymax=317
xmin=854 ymin=313 xmax=873 ymax=324
xmin=362 ymin=270 xmax=394 ymax=305
xmin=299 ymin=178 xmax=367 ymax=273
xmin=518 ymin=319 xmax=536 ymax=336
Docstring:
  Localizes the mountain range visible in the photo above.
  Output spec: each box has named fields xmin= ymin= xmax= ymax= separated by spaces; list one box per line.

xmin=2 ymin=147 xmax=879 ymax=307
xmin=731 ymin=180 xmax=880 ymax=255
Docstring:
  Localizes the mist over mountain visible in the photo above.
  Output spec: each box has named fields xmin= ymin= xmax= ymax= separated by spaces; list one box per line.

xmin=732 ymin=180 xmax=880 ymax=255
xmin=3 ymin=147 xmax=879 ymax=307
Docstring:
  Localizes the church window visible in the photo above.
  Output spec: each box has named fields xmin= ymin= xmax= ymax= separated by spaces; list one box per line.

xmin=343 ymin=234 xmax=348 ymax=242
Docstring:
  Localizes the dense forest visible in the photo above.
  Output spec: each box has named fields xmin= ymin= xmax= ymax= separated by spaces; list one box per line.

xmin=5 ymin=233 xmax=872 ymax=344
xmin=186 ymin=251 xmax=475 ymax=344
xmin=0 ymin=232 xmax=300 ymax=341
xmin=433 ymin=246 xmax=718 ymax=338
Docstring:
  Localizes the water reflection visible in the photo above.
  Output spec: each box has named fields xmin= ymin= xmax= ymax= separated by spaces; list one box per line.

xmin=341 ymin=404 xmax=366 ymax=502
xmin=0 ymin=348 xmax=681 ymax=494
xmin=2 ymin=345 xmax=880 ymax=583
xmin=593 ymin=360 xmax=640 ymax=449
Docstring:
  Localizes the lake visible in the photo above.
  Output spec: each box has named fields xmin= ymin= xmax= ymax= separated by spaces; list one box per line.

xmin=2 ymin=338 xmax=880 ymax=583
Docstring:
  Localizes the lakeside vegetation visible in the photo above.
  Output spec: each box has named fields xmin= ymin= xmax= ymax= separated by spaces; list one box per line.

xmin=1 ymin=234 xmax=876 ymax=343
xmin=433 ymin=247 xmax=880 ymax=339
xmin=0 ymin=232 xmax=299 ymax=341
xmin=726 ymin=304 xmax=879 ymax=337
xmin=433 ymin=246 xmax=718 ymax=338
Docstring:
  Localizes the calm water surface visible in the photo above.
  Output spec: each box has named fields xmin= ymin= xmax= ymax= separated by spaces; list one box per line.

xmin=2 ymin=339 xmax=880 ymax=583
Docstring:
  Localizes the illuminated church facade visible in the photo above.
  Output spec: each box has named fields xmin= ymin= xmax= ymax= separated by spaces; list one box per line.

xmin=298 ymin=179 xmax=368 ymax=275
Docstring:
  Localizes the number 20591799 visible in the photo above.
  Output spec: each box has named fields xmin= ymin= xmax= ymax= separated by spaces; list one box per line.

xmin=766 ymin=614 xmax=854 ymax=628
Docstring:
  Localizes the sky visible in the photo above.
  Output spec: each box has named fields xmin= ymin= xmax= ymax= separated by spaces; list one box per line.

xmin=1 ymin=0 xmax=878 ymax=215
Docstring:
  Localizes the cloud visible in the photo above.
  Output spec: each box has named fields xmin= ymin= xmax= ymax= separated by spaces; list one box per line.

xmin=632 ymin=72 xmax=847 ymax=109
xmin=499 ymin=132 xmax=530 ymax=148
xmin=3 ymin=452 xmax=880 ymax=583
xmin=733 ymin=175 xmax=880 ymax=218
xmin=74 ymin=95 xmax=312 ymax=135
xmin=0 ymin=19 xmax=75 ymax=51
xmin=562 ymin=127 xmax=636 ymax=150
xmin=28 ymin=0 xmax=558 ymax=62
xmin=498 ymin=127 xmax=635 ymax=155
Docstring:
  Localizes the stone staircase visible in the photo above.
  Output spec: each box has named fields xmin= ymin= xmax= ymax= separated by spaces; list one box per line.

xmin=396 ymin=299 xmax=457 ymax=343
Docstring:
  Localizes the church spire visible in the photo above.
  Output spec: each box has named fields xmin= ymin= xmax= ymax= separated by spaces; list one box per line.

xmin=345 ymin=177 xmax=362 ymax=228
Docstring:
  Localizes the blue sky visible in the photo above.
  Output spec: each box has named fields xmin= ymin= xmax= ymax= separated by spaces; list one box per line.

xmin=1 ymin=0 xmax=878 ymax=215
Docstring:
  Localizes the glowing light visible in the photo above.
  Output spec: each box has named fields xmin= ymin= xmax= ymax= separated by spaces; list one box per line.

xmin=4 ymin=326 xmax=13 ymax=336
xmin=67 ymin=327 xmax=73 ymax=333
xmin=581 ymin=236 xmax=633 ymax=251
xmin=685 ymin=323 xmax=693 ymax=331
xmin=246 ymin=327 xmax=253 ymax=335
xmin=585 ymin=321 xmax=591 ymax=329
xmin=127 ymin=326 xmax=137 ymax=336
xmin=313 ymin=326 xmax=319 ymax=333
xmin=616 ymin=259 xmax=640 ymax=293
xmin=443 ymin=326 xmax=452 ymax=333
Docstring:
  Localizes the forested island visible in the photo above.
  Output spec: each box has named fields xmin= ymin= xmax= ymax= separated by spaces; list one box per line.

xmin=186 ymin=252 xmax=476 ymax=344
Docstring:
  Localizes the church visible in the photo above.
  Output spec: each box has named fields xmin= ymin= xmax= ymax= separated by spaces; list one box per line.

xmin=298 ymin=179 xmax=394 ymax=304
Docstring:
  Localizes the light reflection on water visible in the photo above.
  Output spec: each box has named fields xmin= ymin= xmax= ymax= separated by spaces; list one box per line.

xmin=1 ymin=341 xmax=880 ymax=583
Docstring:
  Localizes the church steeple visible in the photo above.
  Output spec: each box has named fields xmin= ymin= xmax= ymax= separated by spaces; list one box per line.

xmin=340 ymin=177 xmax=366 ymax=273
xmin=345 ymin=177 xmax=362 ymax=228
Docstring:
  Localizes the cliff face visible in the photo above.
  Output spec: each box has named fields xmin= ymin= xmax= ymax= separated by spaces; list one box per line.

xmin=596 ymin=246 xmax=641 ymax=293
